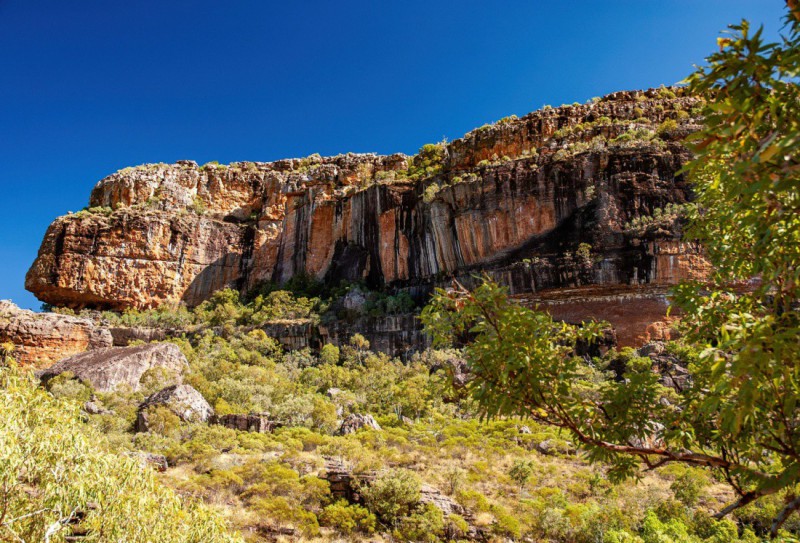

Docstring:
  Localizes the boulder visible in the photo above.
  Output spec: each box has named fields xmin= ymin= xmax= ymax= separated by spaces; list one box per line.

xmin=136 ymin=384 xmax=213 ymax=432
xmin=0 ymin=300 xmax=112 ymax=367
xmin=37 ymin=342 xmax=187 ymax=393
xmin=336 ymin=413 xmax=382 ymax=435
xmin=83 ymin=398 xmax=113 ymax=415
xmin=130 ymin=451 xmax=169 ymax=472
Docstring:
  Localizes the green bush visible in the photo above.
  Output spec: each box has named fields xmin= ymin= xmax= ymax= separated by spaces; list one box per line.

xmin=359 ymin=468 xmax=421 ymax=526
xmin=396 ymin=503 xmax=445 ymax=542
xmin=319 ymin=500 xmax=376 ymax=535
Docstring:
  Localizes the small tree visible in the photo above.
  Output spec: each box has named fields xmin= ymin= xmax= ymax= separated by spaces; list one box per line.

xmin=319 ymin=343 xmax=340 ymax=365
xmin=508 ymin=459 xmax=535 ymax=495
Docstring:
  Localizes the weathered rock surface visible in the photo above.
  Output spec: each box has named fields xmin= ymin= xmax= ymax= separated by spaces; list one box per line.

xmin=260 ymin=313 xmax=428 ymax=359
xmin=136 ymin=384 xmax=213 ymax=432
xmin=108 ymin=326 xmax=175 ymax=346
xmin=27 ymin=88 xmax=709 ymax=321
xmin=0 ymin=301 xmax=112 ymax=367
xmin=336 ymin=413 xmax=382 ymax=435
xmin=37 ymin=342 xmax=188 ymax=392
xmin=637 ymin=342 xmax=692 ymax=392
xmin=210 ymin=413 xmax=282 ymax=433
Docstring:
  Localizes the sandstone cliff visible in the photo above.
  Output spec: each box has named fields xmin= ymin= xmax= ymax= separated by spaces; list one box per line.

xmin=26 ymin=88 xmax=708 ymax=310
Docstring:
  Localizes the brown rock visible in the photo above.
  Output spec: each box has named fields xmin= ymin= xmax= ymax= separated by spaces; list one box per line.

xmin=37 ymin=342 xmax=188 ymax=393
xmin=0 ymin=301 xmax=112 ymax=367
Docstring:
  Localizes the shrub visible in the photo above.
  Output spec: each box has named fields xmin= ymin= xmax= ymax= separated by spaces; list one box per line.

xmin=319 ymin=500 xmax=376 ymax=535
xmin=423 ymin=184 xmax=441 ymax=203
xmin=359 ymin=468 xmax=421 ymax=525
xmin=45 ymin=371 xmax=94 ymax=403
xmin=670 ymin=470 xmax=706 ymax=507
xmin=319 ymin=343 xmax=340 ymax=365
xmin=656 ymin=119 xmax=678 ymax=137
xmin=509 ymin=459 xmax=536 ymax=492
xmin=396 ymin=503 xmax=445 ymax=542
xmin=140 ymin=405 xmax=182 ymax=437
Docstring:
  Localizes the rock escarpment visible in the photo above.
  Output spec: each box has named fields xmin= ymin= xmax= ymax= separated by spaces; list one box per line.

xmin=26 ymin=88 xmax=708 ymax=314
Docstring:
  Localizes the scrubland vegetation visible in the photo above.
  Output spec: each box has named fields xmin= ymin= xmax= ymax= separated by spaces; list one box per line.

xmin=10 ymin=308 xmax=788 ymax=542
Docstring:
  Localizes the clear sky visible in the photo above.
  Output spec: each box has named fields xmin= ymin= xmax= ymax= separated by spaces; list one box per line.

xmin=0 ymin=0 xmax=787 ymax=310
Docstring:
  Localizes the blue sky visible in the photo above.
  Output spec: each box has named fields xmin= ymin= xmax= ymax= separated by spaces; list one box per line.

xmin=0 ymin=0 xmax=786 ymax=310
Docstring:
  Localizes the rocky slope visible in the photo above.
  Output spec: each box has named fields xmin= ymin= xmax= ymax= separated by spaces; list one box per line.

xmin=26 ymin=88 xmax=709 ymax=317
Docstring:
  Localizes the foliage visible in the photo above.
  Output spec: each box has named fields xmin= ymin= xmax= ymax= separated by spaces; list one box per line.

xmin=359 ymin=468 xmax=422 ymax=526
xmin=672 ymin=4 xmax=800 ymax=536
xmin=0 ymin=364 xmax=240 ymax=542
xmin=509 ymin=459 xmax=536 ymax=492
xmin=623 ymin=202 xmax=693 ymax=238
xmin=408 ymin=142 xmax=447 ymax=180
xmin=319 ymin=500 xmax=376 ymax=535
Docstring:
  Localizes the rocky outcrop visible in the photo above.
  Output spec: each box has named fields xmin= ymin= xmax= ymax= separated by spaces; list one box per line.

xmin=637 ymin=341 xmax=691 ymax=392
xmin=136 ymin=384 xmax=213 ymax=431
xmin=0 ymin=301 xmax=112 ymax=367
xmin=37 ymin=342 xmax=187 ymax=392
xmin=26 ymin=88 xmax=708 ymax=316
xmin=259 ymin=314 xmax=427 ymax=359
xmin=322 ymin=459 xmax=478 ymax=536
xmin=210 ymin=413 xmax=282 ymax=433
xmin=336 ymin=413 xmax=382 ymax=435
xmin=108 ymin=326 xmax=175 ymax=347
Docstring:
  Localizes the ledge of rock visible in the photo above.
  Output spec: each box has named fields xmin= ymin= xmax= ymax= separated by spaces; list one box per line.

xmin=0 ymin=300 xmax=112 ymax=367
xmin=37 ymin=342 xmax=188 ymax=392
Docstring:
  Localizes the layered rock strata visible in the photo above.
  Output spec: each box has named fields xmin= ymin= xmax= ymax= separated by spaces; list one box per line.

xmin=26 ymin=88 xmax=708 ymax=313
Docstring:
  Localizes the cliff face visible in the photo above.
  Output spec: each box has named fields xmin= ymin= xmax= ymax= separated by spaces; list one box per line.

xmin=26 ymin=88 xmax=708 ymax=310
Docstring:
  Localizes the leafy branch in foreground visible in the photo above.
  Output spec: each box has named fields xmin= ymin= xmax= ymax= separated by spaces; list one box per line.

xmin=423 ymin=5 xmax=800 ymax=537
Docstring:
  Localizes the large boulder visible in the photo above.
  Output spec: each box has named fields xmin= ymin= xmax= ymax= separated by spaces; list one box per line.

xmin=37 ymin=342 xmax=187 ymax=393
xmin=136 ymin=384 xmax=213 ymax=432
xmin=336 ymin=413 xmax=381 ymax=435
xmin=0 ymin=300 xmax=112 ymax=367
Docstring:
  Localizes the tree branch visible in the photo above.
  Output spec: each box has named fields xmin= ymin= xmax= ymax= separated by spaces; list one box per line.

xmin=771 ymin=494 xmax=800 ymax=538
